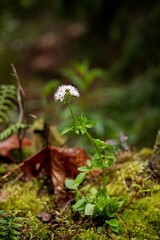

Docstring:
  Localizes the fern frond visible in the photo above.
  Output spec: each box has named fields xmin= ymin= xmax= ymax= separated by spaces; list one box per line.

xmin=10 ymin=235 xmax=18 ymax=240
xmin=0 ymin=85 xmax=17 ymax=123
xmin=0 ymin=123 xmax=28 ymax=141
xmin=0 ymin=111 xmax=8 ymax=122
xmin=0 ymin=210 xmax=23 ymax=240
xmin=0 ymin=218 xmax=8 ymax=224
xmin=10 ymin=228 xmax=20 ymax=235
xmin=0 ymin=210 xmax=9 ymax=218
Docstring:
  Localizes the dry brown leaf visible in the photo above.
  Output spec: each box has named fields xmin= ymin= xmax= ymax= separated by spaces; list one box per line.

xmin=21 ymin=146 xmax=89 ymax=204
xmin=0 ymin=135 xmax=31 ymax=161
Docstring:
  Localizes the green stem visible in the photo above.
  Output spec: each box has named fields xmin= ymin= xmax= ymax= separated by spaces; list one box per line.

xmin=102 ymin=168 xmax=107 ymax=195
xmin=85 ymin=131 xmax=101 ymax=158
xmin=85 ymin=131 xmax=107 ymax=195
xmin=102 ymin=149 xmax=107 ymax=195
xmin=67 ymin=102 xmax=79 ymax=124
xmin=67 ymin=102 xmax=107 ymax=195
xmin=68 ymin=103 xmax=101 ymax=159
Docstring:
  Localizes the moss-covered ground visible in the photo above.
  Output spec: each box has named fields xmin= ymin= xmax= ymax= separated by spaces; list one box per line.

xmin=0 ymin=148 xmax=159 ymax=239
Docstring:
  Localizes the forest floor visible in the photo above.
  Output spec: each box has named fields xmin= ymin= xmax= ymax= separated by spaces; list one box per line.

xmin=0 ymin=134 xmax=159 ymax=240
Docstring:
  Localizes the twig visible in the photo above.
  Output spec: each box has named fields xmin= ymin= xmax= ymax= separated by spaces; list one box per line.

xmin=0 ymin=161 xmax=25 ymax=182
xmin=89 ymin=216 xmax=97 ymax=233
xmin=60 ymin=198 xmax=74 ymax=213
xmin=116 ymin=213 xmax=130 ymax=240
xmin=10 ymin=172 xmax=24 ymax=184
xmin=11 ymin=63 xmax=26 ymax=161
xmin=11 ymin=64 xmax=25 ymax=122
xmin=44 ymin=123 xmax=49 ymax=147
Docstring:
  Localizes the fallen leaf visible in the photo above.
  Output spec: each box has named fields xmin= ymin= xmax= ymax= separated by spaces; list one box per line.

xmin=0 ymin=135 xmax=31 ymax=162
xmin=21 ymin=146 xmax=89 ymax=204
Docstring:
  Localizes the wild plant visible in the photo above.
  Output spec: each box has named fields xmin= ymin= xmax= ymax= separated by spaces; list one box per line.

xmin=54 ymin=84 xmax=121 ymax=233
xmin=0 ymin=65 xmax=28 ymax=151
xmin=0 ymin=83 xmax=27 ymax=141
xmin=0 ymin=210 xmax=23 ymax=240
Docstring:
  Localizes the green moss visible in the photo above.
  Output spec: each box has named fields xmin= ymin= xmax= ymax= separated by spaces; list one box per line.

xmin=0 ymin=180 xmax=52 ymax=212
xmin=0 ymin=148 xmax=159 ymax=239
xmin=105 ymin=150 xmax=160 ymax=240
xmin=20 ymin=212 xmax=53 ymax=239
xmin=118 ymin=191 xmax=160 ymax=240
xmin=107 ymin=160 xmax=146 ymax=199
xmin=0 ymin=164 xmax=7 ymax=174
xmin=73 ymin=228 xmax=107 ymax=240
xmin=0 ymin=179 xmax=54 ymax=239
xmin=107 ymin=150 xmax=154 ymax=199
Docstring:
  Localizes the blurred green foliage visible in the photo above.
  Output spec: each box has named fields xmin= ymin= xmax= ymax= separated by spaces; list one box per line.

xmin=0 ymin=0 xmax=159 ymax=147
xmin=44 ymin=62 xmax=159 ymax=148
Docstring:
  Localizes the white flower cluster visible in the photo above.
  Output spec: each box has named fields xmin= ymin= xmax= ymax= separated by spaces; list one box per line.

xmin=54 ymin=84 xmax=80 ymax=102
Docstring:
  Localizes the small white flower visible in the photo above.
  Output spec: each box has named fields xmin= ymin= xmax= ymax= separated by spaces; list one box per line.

xmin=54 ymin=84 xmax=80 ymax=102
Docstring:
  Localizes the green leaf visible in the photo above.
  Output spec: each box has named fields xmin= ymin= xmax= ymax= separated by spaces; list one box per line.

xmin=0 ymin=84 xmax=17 ymax=124
xmin=0 ymin=210 xmax=9 ymax=218
xmin=80 ymin=126 xmax=87 ymax=135
xmin=73 ymin=197 xmax=86 ymax=212
xmin=61 ymin=126 xmax=73 ymax=135
xmin=105 ymin=144 xmax=115 ymax=151
xmin=65 ymin=179 xmax=76 ymax=190
xmin=65 ymin=172 xmax=85 ymax=190
xmin=80 ymin=113 xmax=96 ymax=128
xmin=11 ymin=223 xmax=22 ymax=228
xmin=89 ymin=187 xmax=97 ymax=195
xmin=105 ymin=198 xmax=120 ymax=218
xmin=0 ymin=123 xmax=28 ymax=141
xmin=105 ymin=154 xmax=115 ymax=167
xmin=78 ymin=166 xmax=90 ymax=172
xmin=96 ymin=194 xmax=108 ymax=212
xmin=0 ymin=218 xmax=8 ymax=224
xmin=106 ymin=219 xmax=119 ymax=233
xmin=10 ymin=228 xmax=20 ymax=235
xmin=10 ymin=235 xmax=19 ymax=240
xmin=0 ymin=226 xmax=8 ymax=231
xmin=85 ymin=203 xmax=95 ymax=216
xmin=73 ymin=113 xmax=96 ymax=135
xmin=87 ymin=160 xmax=92 ymax=167
xmin=74 ymin=172 xmax=86 ymax=186
xmin=0 ymin=231 xmax=8 ymax=236
xmin=78 ymin=160 xmax=92 ymax=172
xmin=92 ymin=153 xmax=103 ymax=168
xmin=97 ymin=226 xmax=103 ymax=234
xmin=93 ymin=139 xmax=109 ymax=154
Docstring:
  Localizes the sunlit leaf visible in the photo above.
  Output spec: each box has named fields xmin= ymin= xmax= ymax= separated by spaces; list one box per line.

xmin=65 ymin=179 xmax=76 ymax=190
xmin=74 ymin=172 xmax=86 ymax=186
xmin=85 ymin=203 xmax=95 ymax=216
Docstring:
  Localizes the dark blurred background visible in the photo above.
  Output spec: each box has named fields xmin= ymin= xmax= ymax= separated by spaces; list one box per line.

xmin=0 ymin=0 xmax=160 ymax=148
